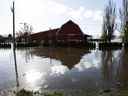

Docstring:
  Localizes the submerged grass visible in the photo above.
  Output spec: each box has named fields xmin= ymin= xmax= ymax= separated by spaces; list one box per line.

xmin=1 ymin=87 xmax=128 ymax=96
xmin=16 ymin=89 xmax=33 ymax=96
xmin=16 ymin=89 xmax=64 ymax=96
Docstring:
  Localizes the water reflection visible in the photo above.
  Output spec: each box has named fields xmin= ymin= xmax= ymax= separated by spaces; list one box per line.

xmin=17 ymin=48 xmax=33 ymax=63
xmin=2 ymin=47 xmax=128 ymax=95
xmin=31 ymin=47 xmax=90 ymax=69
xmin=118 ymin=48 xmax=128 ymax=88
xmin=13 ymin=47 xmax=101 ymax=90
xmin=50 ymin=65 xmax=69 ymax=76
xmin=25 ymin=69 xmax=43 ymax=84
xmin=101 ymin=50 xmax=114 ymax=89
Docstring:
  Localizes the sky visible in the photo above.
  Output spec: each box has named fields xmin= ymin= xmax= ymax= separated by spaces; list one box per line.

xmin=0 ymin=0 xmax=121 ymax=38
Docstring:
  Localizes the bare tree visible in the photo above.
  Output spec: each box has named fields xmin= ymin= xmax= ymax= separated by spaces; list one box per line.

xmin=16 ymin=22 xmax=33 ymax=43
xmin=101 ymin=0 xmax=116 ymax=43
xmin=120 ymin=0 xmax=128 ymax=43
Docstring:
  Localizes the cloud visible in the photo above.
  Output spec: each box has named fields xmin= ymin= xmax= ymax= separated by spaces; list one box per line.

xmin=45 ymin=1 xmax=103 ymax=22
xmin=25 ymin=69 xmax=44 ymax=83
xmin=93 ymin=10 xmax=103 ymax=21
xmin=84 ymin=10 xmax=103 ymax=21
xmin=50 ymin=65 xmax=69 ymax=76
xmin=67 ymin=6 xmax=85 ymax=21
xmin=75 ymin=62 xmax=93 ymax=71
xmin=0 ymin=16 xmax=12 ymax=35
xmin=84 ymin=10 xmax=93 ymax=19
xmin=47 ymin=1 xmax=68 ymax=15
xmin=0 ymin=0 xmax=103 ymax=37
xmin=74 ymin=54 xmax=100 ymax=72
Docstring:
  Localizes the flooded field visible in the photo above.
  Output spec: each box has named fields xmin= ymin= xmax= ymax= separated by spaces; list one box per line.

xmin=0 ymin=47 xmax=128 ymax=95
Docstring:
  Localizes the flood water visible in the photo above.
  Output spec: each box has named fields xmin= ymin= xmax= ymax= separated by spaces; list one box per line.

xmin=0 ymin=46 xmax=128 ymax=95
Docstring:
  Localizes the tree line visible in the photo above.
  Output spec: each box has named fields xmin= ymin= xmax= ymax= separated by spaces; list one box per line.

xmin=0 ymin=22 xmax=33 ymax=44
xmin=101 ymin=0 xmax=128 ymax=43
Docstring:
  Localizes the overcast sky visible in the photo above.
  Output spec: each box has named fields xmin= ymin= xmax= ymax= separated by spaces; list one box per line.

xmin=0 ymin=0 xmax=121 ymax=37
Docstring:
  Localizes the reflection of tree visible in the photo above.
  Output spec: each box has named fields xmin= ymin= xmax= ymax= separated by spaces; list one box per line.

xmin=101 ymin=50 xmax=113 ymax=89
xmin=24 ymin=48 xmax=32 ymax=63
xmin=31 ymin=47 xmax=90 ymax=69
xmin=113 ymin=48 xmax=128 ymax=95
xmin=117 ymin=48 xmax=128 ymax=87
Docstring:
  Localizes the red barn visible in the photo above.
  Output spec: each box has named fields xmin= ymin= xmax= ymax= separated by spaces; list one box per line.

xmin=31 ymin=20 xmax=91 ymax=45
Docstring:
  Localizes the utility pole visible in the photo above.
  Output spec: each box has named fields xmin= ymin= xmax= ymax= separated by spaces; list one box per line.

xmin=11 ymin=1 xmax=19 ymax=87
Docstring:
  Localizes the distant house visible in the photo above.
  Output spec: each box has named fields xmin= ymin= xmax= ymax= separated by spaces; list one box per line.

xmin=0 ymin=36 xmax=5 ymax=43
xmin=0 ymin=35 xmax=9 ymax=43
xmin=31 ymin=20 xmax=91 ymax=45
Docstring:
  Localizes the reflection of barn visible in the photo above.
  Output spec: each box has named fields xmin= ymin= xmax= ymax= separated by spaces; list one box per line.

xmin=32 ymin=47 xmax=90 ymax=69
xmin=31 ymin=20 xmax=91 ymax=46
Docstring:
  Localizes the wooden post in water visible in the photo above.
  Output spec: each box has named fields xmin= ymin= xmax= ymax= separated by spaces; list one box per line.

xmin=11 ymin=1 xmax=19 ymax=87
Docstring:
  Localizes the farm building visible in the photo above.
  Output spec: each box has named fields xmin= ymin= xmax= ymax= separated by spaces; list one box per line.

xmin=30 ymin=20 xmax=91 ymax=46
